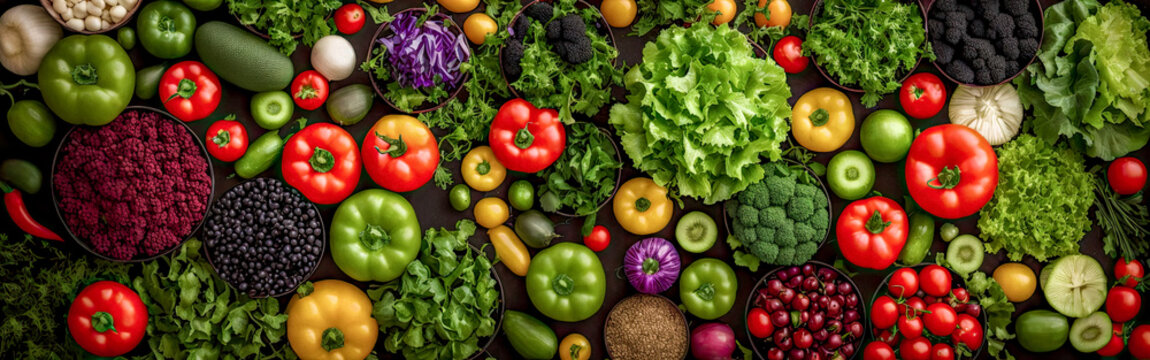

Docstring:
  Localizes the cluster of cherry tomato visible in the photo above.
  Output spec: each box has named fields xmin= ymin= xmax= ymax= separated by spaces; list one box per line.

xmin=865 ymin=265 xmax=984 ymax=360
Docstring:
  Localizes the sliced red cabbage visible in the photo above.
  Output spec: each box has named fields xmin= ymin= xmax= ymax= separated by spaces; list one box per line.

xmin=377 ymin=12 xmax=470 ymax=90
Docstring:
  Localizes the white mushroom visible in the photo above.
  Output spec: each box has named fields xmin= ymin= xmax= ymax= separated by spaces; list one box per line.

xmin=109 ymin=5 xmax=125 ymax=22
xmin=65 ymin=18 xmax=84 ymax=31
xmin=84 ymin=15 xmax=100 ymax=31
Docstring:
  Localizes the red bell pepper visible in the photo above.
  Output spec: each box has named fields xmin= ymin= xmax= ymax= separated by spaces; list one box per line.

xmin=159 ymin=61 xmax=221 ymax=122
xmin=282 ymin=122 xmax=361 ymax=204
xmin=205 ymin=115 xmax=249 ymax=162
xmin=292 ymin=70 xmax=329 ymax=111
xmin=67 ymin=281 xmax=147 ymax=357
xmin=363 ymin=115 xmax=440 ymax=192
xmin=905 ymin=124 xmax=998 ymax=219
xmin=836 ymin=196 xmax=908 ymax=270
xmin=489 ymin=99 xmax=566 ymax=173
xmin=1 ymin=182 xmax=62 ymax=241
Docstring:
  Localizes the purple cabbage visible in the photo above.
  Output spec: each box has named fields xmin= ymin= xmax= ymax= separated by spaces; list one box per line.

xmin=377 ymin=11 xmax=470 ymax=90
xmin=624 ymin=237 xmax=681 ymax=294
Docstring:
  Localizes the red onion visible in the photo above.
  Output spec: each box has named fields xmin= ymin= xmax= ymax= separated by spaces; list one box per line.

xmin=691 ymin=322 xmax=736 ymax=360
xmin=624 ymin=237 xmax=680 ymax=294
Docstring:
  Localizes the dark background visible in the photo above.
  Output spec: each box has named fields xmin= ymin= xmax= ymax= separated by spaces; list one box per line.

xmin=1 ymin=0 xmax=1149 ymax=359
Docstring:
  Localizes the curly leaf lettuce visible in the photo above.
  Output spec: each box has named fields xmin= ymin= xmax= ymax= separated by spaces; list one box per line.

xmin=609 ymin=24 xmax=791 ymax=204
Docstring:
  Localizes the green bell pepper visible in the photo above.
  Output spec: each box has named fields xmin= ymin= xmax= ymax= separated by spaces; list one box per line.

xmin=525 ymin=242 xmax=606 ymax=322
xmin=680 ymin=258 xmax=737 ymax=320
xmin=182 ymin=0 xmax=222 ymax=11
xmin=137 ymin=0 xmax=196 ymax=59
xmin=38 ymin=35 xmax=135 ymax=126
xmin=330 ymin=189 xmax=422 ymax=282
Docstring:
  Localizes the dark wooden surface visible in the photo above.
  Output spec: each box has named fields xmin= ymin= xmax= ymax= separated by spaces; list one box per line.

xmin=1 ymin=0 xmax=1149 ymax=359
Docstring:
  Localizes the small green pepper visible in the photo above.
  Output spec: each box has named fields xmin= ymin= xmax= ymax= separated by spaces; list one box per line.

xmin=330 ymin=189 xmax=422 ymax=282
xmin=526 ymin=243 xmax=606 ymax=322
xmin=680 ymin=258 xmax=737 ymax=320
xmin=137 ymin=0 xmax=196 ymax=59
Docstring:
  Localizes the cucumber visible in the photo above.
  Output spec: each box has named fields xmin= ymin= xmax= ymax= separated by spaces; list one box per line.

xmin=898 ymin=212 xmax=934 ymax=265
xmin=194 ymin=21 xmax=293 ymax=92
xmin=503 ymin=310 xmax=557 ymax=360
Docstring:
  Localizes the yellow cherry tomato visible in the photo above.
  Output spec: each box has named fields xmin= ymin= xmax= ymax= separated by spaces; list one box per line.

xmin=464 ymin=13 xmax=498 ymax=45
xmin=994 ymin=263 xmax=1037 ymax=302
xmin=755 ymin=0 xmax=792 ymax=28
xmin=463 ymin=146 xmax=507 ymax=192
xmin=613 ymin=177 xmax=674 ymax=235
xmin=438 ymin=0 xmax=479 ymax=13
xmin=287 ymin=280 xmax=378 ymax=360
xmin=559 ymin=333 xmax=592 ymax=360
xmin=600 ymin=0 xmax=637 ymax=28
xmin=488 ymin=225 xmax=530 ymax=276
xmin=708 ymin=0 xmax=737 ymax=25
xmin=475 ymin=197 xmax=510 ymax=229
xmin=791 ymin=87 xmax=855 ymax=152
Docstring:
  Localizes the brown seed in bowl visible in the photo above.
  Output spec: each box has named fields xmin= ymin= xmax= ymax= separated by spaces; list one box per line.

xmin=605 ymin=294 xmax=689 ymax=360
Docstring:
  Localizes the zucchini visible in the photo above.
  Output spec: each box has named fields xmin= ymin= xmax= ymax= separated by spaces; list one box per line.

xmin=503 ymin=310 xmax=557 ymax=360
xmin=194 ymin=21 xmax=293 ymax=92
xmin=898 ymin=212 xmax=934 ymax=266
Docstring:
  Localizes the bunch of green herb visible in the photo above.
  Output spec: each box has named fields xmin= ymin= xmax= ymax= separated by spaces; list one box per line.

xmin=537 ymin=122 xmax=622 ymax=216
xmin=1014 ymin=0 xmax=1150 ymax=160
xmin=226 ymin=0 xmax=341 ymax=55
xmin=510 ymin=0 xmax=622 ymax=122
xmin=369 ymin=219 xmax=500 ymax=360
xmin=0 ymin=234 xmax=131 ymax=358
xmin=1091 ymin=168 xmax=1150 ymax=259
xmin=803 ymin=0 xmax=931 ymax=107
xmin=977 ymin=134 xmax=1094 ymax=262
xmin=131 ymin=238 xmax=291 ymax=359
xmin=609 ymin=24 xmax=792 ymax=205
xmin=629 ymin=0 xmax=710 ymax=36
xmin=935 ymin=255 xmax=1017 ymax=360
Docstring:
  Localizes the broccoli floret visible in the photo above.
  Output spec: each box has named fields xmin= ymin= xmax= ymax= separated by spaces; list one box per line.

xmin=502 ymin=40 xmax=525 ymax=81
xmin=936 ymin=0 xmax=958 ymax=12
xmin=969 ymin=19 xmax=986 ymax=38
xmin=737 ymin=204 xmax=759 ymax=226
xmin=1015 ymin=15 xmax=1038 ymax=39
xmin=998 ymin=38 xmax=1020 ymax=60
xmin=749 ymin=241 xmax=780 ymax=263
xmin=738 ymin=183 xmax=771 ymax=210
xmin=946 ymin=60 xmax=976 ymax=83
xmin=812 ymin=191 xmax=828 ymax=210
xmin=553 ymin=36 xmax=592 ymax=64
xmin=964 ymin=38 xmax=995 ymax=60
xmin=547 ymin=15 xmax=593 ymax=64
xmin=756 ymin=227 xmax=776 ymax=244
xmin=794 ymin=222 xmax=817 ymax=244
xmin=1003 ymin=0 xmax=1029 ymax=16
xmin=929 ymin=19 xmax=944 ymax=41
xmin=990 ymin=14 xmax=1015 ymax=40
xmin=776 ymin=247 xmax=797 ymax=266
xmin=1018 ymin=38 xmax=1039 ymax=58
xmin=945 ymin=27 xmax=965 ymax=45
xmin=787 ymin=198 xmax=814 ymax=222
xmin=935 ymin=41 xmax=955 ymax=64
xmin=764 ymin=176 xmax=795 ymax=206
xmin=811 ymin=208 xmax=830 ymax=232
xmin=945 ymin=13 xmax=967 ymax=33
xmin=513 ymin=17 xmax=530 ymax=39
xmin=761 ymin=206 xmax=787 ymax=229
xmin=795 ymin=241 xmax=819 ymax=262
xmin=525 ymin=2 xmax=553 ymax=22
xmin=794 ymin=183 xmax=817 ymax=200
xmin=975 ymin=69 xmax=993 ymax=85
xmin=973 ymin=58 xmax=987 ymax=70
xmin=991 ymin=68 xmax=1007 ymax=83
xmin=1006 ymin=60 xmax=1021 ymax=76
xmin=734 ymin=222 xmax=757 ymax=243
xmin=988 ymin=54 xmax=1007 ymax=71
xmin=775 ymin=219 xmax=796 ymax=247
xmin=975 ymin=0 xmax=999 ymax=21
xmin=958 ymin=4 xmax=976 ymax=20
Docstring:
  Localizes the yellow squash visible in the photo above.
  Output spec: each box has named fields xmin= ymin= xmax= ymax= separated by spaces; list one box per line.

xmin=488 ymin=225 xmax=530 ymax=276
xmin=613 ymin=177 xmax=673 ymax=235
xmin=287 ymin=280 xmax=378 ymax=360
xmin=462 ymin=146 xmax=507 ymax=192
xmin=791 ymin=87 xmax=855 ymax=152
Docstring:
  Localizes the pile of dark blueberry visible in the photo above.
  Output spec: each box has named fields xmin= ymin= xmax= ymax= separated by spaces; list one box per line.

xmin=203 ymin=178 xmax=323 ymax=297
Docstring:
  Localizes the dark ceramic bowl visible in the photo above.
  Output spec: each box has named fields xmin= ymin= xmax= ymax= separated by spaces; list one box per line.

xmin=603 ymin=293 xmax=690 ymax=360
xmin=366 ymin=8 xmax=470 ymax=114
xmin=807 ymin=0 xmax=929 ymax=93
xmin=723 ymin=159 xmax=835 ymax=258
xmin=744 ymin=261 xmax=867 ymax=359
xmin=551 ymin=125 xmax=624 ymax=218
xmin=499 ymin=0 xmax=618 ymax=98
xmin=926 ymin=0 xmax=1045 ymax=87
xmin=231 ymin=9 xmax=332 ymax=40
xmin=870 ymin=264 xmax=990 ymax=359
xmin=50 ymin=105 xmax=214 ymax=263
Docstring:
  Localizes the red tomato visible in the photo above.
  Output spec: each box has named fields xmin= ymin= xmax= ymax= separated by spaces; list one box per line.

xmin=67 ymin=281 xmax=147 ymax=357
xmin=362 ymin=115 xmax=440 ymax=192
xmin=334 ymin=3 xmax=366 ymax=34
xmin=772 ymin=35 xmax=808 ymax=74
xmin=952 ymin=314 xmax=983 ymax=351
xmin=898 ymin=314 xmax=924 ymax=339
xmin=924 ymin=303 xmax=958 ymax=336
xmin=871 ymin=295 xmax=899 ymax=329
xmin=888 ymin=268 xmax=919 ymax=298
xmin=899 ymin=73 xmax=947 ymax=119
xmin=1117 ymin=258 xmax=1146 ymax=288
xmin=899 ymin=297 xmax=927 ymax=316
xmin=291 ymin=70 xmax=330 ymax=110
xmin=930 ymin=343 xmax=955 ymax=360
xmin=748 ymin=307 xmax=774 ymax=338
xmin=205 ymin=115 xmax=248 ymax=162
xmin=864 ymin=342 xmax=896 ymax=360
xmin=836 ymin=196 xmax=908 ymax=270
xmin=1108 ymin=157 xmax=1147 ymax=195
xmin=159 ymin=61 xmax=221 ymax=122
xmin=899 ymin=337 xmax=933 ymax=360
xmin=919 ymin=265 xmax=953 ymax=297
xmin=1131 ymin=325 xmax=1150 ymax=360
xmin=951 ymin=288 xmax=969 ymax=303
xmin=489 ymin=99 xmax=566 ymax=173
xmin=877 ymin=329 xmax=900 ymax=347
xmin=281 ymin=123 xmax=361 ymax=204
xmin=1107 ymin=286 xmax=1142 ymax=323
xmin=905 ymin=124 xmax=998 ymax=219
xmin=1099 ymin=330 xmax=1125 ymax=357
xmin=583 ymin=225 xmax=610 ymax=252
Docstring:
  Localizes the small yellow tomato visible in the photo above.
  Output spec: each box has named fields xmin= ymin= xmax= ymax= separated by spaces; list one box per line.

xmin=600 ymin=0 xmax=637 ymax=28
xmin=708 ymin=0 xmax=737 ymax=25
xmin=994 ymin=262 xmax=1037 ymax=302
xmin=475 ymin=197 xmax=510 ymax=229
xmin=559 ymin=333 xmax=591 ymax=360
xmin=755 ymin=0 xmax=792 ymax=28
xmin=438 ymin=0 xmax=479 ymax=13
xmin=464 ymin=13 xmax=498 ymax=45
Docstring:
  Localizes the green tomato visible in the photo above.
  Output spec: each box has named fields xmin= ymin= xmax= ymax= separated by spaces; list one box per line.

xmin=39 ymin=35 xmax=135 ymax=126
xmin=449 ymin=184 xmax=471 ymax=211
xmin=182 ymin=0 xmax=222 ymax=11
xmin=330 ymin=189 xmax=422 ymax=283
xmin=7 ymin=100 xmax=55 ymax=148
xmin=508 ymin=180 xmax=534 ymax=211
xmin=135 ymin=64 xmax=167 ymax=100
xmin=251 ymin=91 xmax=295 ymax=130
xmin=0 ymin=159 xmax=42 ymax=194
xmin=137 ymin=0 xmax=196 ymax=59
xmin=680 ymin=258 xmax=737 ymax=320
xmin=526 ymin=243 xmax=606 ymax=322
xmin=827 ymin=150 xmax=875 ymax=200
xmin=117 ymin=27 xmax=136 ymax=50
xmin=860 ymin=109 xmax=914 ymax=163
xmin=1016 ymin=310 xmax=1069 ymax=352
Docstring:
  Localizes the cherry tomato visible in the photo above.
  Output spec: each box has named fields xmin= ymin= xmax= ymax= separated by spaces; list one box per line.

xmin=1098 ymin=324 xmax=1125 ymax=357
xmin=899 ymin=73 xmax=947 ymax=119
xmin=900 ymin=337 xmax=933 ymax=360
xmin=1116 ymin=258 xmax=1145 ymax=288
xmin=864 ymin=342 xmax=896 ymax=360
xmin=754 ymin=0 xmax=792 ymax=28
xmin=291 ymin=70 xmax=329 ymax=110
xmin=899 ymin=297 xmax=927 ymax=316
xmin=888 ymin=268 xmax=919 ymax=298
xmin=1108 ymin=157 xmax=1147 ymax=195
xmin=438 ymin=0 xmax=480 ymax=13
xmin=919 ymin=265 xmax=953 ymax=297
xmin=1131 ymin=325 xmax=1150 ymax=360
xmin=583 ymin=225 xmax=610 ymax=252
xmin=898 ymin=314 xmax=924 ymax=339
xmin=464 ymin=13 xmax=498 ymax=45
xmin=205 ymin=116 xmax=248 ymax=162
xmin=600 ymin=0 xmax=637 ymax=28
xmin=334 ymin=3 xmax=366 ymax=34
xmin=877 ymin=329 xmax=899 ymax=347
xmin=748 ymin=307 xmax=774 ymax=338
xmin=707 ymin=0 xmax=737 ymax=25
xmin=930 ymin=343 xmax=955 ymax=360
xmin=951 ymin=288 xmax=969 ymax=303
xmin=871 ymin=295 xmax=899 ymax=329
xmin=952 ymin=314 xmax=983 ymax=351
xmin=772 ymin=36 xmax=808 ymax=74
xmin=924 ymin=303 xmax=958 ymax=336
xmin=1107 ymin=286 xmax=1142 ymax=323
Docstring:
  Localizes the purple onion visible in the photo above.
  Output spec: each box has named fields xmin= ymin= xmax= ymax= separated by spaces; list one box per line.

xmin=624 ymin=237 xmax=681 ymax=294
xmin=377 ymin=12 xmax=470 ymax=90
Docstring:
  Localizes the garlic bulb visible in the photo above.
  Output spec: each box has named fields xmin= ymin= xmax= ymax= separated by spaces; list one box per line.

xmin=311 ymin=35 xmax=357 ymax=81
xmin=948 ymin=84 xmax=1023 ymax=146
xmin=0 ymin=5 xmax=62 ymax=76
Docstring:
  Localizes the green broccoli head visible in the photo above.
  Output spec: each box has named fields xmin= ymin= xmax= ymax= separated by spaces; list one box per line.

xmin=734 ymin=222 xmax=757 ymax=244
xmin=795 ymin=241 xmax=819 ymax=262
xmin=764 ymin=176 xmax=796 ymax=206
xmin=812 ymin=189 xmax=829 ymax=210
xmin=795 ymin=183 xmax=818 ymax=200
xmin=737 ymin=204 xmax=758 ymax=226
xmin=794 ymin=222 xmax=817 ymax=244
xmin=787 ymin=197 xmax=814 ymax=222
xmin=738 ymin=182 xmax=772 ymax=210
xmin=756 ymin=226 xmax=776 ymax=243
xmin=761 ymin=206 xmax=788 ymax=229
xmin=776 ymin=247 xmax=797 ymax=266
xmin=774 ymin=219 xmax=796 ymax=247
xmin=749 ymin=241 xmax=779 ymax=264
xmin=811 ymin=208 xmax=830 ymax=232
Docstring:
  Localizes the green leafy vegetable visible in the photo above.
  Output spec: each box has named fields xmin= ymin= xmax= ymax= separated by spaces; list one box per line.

xmin=537 ymin=123 xmax=622 ymax=216
xmin=977 ymin=134 xmax=1094 ymax=262
xmin=609 ymin=24 xmax=792 ymax=204
xmin=629 ymin=0 xmax=710 ymax=36
xmin=226 ymin=0 xmax=341 ymax=55
xmin=803 ymin=0 xmax=931 ymax=107
xmin=1091 ymin=167 xmax=1150 ymax=259
xmin=732 ymin=0 xmax=810 ymax=45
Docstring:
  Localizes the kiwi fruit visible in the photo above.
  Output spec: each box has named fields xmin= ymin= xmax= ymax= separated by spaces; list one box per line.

xmin=946 ymin=234 xmax=984 ymax=275
xmin=676 ymin=211 xmax=718 ymax=253
xmin=1070 ymin=312 xmax=1112 ymax=352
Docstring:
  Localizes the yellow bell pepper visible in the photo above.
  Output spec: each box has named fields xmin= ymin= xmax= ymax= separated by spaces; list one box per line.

xmin=791 ymin=87 xmax=855 ymax=152
xmin=613 ymin=177 xmax=673 ymax=235
xmin=560 ymin=333 xmax=591 ymax=360
xmin=287 ymin=280 xmax=378 ymax=360
xmin=488 ymin=225 xmax=530 ymax=276
xmin=462 ymin=146 xmax=506 ymax=192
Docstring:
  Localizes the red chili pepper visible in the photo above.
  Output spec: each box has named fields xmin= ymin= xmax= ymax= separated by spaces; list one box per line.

xmin=67 ymin=281 xmax=148 ymax=357
xmin=1 ymin=182 xmax=62 ymax=241
xmin=488 ymin=99 xmax=566 ymax=173
xmin=159 ymin=61 xmax=222 ymax=122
